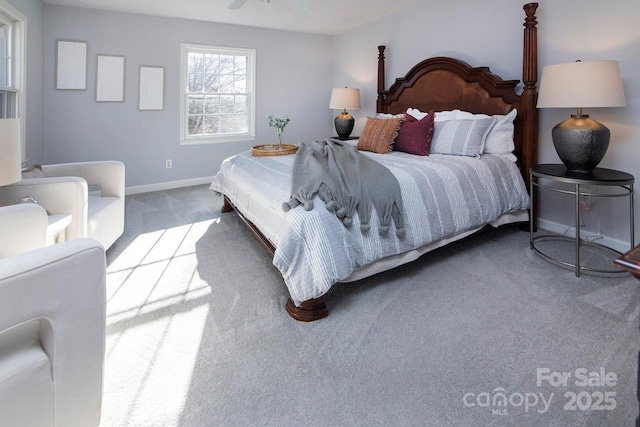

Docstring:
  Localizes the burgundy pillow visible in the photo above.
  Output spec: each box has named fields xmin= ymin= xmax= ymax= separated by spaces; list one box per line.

xmin=394 ymin=110 xmax=435 ymax=156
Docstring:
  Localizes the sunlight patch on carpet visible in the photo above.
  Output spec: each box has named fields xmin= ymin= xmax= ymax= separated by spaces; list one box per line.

xmin=102 ymin=219 xmax=220 ymax=426
xmin=103 ymin=304 xmax=210 ymax=426
xmin=107 ymin=229 xmax=163 ymax=273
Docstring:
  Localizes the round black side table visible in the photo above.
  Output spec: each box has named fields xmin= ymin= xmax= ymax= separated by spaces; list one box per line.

xmin=530 ymin=164 xmax=635 ymax=277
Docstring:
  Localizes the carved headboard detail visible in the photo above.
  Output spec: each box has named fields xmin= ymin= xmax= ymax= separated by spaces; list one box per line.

xmin=376 ymin=3 xmax=539 ymax=188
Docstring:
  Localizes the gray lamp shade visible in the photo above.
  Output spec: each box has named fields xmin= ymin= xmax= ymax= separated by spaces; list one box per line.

xmin=537 ymin=61 xmax=626 ymax=174
xmin=330 ymin=87 xmax=360 ymax=140
xmin=0 ymin=119 xmax=21 ymax=186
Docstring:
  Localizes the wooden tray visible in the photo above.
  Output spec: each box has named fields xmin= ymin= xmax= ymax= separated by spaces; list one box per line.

xmin=251 ymin=143 xmax=298 ymax=157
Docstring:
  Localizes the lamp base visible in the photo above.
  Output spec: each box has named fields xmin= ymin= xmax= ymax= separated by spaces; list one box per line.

xmin=552 ymin=115 xmax=610 ymax=174
xmin=334 ymin=112 xmax=354 ymax=140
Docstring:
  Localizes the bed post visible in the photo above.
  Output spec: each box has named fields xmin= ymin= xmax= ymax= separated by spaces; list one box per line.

xmin=377 ymin=45 xmax=386 ymax=113
xmin=222 ymin=196 xmax=234 ymax=213
xmin=520 ymin=3 xmax=539 ymax=190
xmin=285 ymin=297 xmax=329 ymax=322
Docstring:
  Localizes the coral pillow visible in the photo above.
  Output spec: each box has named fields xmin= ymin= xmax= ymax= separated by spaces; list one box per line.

xmin=357 ymin=117 xmax=403 ymax=154
xmin=394 ymin=110 xmax=435 ymax=156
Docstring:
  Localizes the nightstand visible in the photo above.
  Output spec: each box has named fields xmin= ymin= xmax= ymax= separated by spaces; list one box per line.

xmin=529 ymin=164 xmax=634 ymax=276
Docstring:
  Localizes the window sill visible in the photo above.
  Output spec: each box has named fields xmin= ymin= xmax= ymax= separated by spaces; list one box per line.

xmin=180 ymin=135 xmax=256 ymax=146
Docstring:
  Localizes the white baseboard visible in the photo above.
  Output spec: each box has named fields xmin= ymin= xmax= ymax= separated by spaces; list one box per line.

xmin=125 ymin=176 xmax=215 ymax=195
xmin=537 ymin=218 xmax=632 ymax=254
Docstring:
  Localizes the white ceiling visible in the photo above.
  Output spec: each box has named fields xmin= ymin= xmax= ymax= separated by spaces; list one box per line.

xmin=42 ymin=0 xmax=422 ymax=36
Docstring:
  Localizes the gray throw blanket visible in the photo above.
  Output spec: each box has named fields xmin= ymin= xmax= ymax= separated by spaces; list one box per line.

xmin=282 ymin=139 xmax=405 ymax=237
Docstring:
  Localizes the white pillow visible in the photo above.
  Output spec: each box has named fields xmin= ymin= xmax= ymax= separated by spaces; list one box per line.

xmin=407 ymin=108 xmax=517 ymax=157
xmin=434 ymin=110 xmax=458 ymax=122
xmin=376 ymin=112 xmax=405 ymax=119
xmin=406 ymin=108 xmax=456 ymax=122
xmin=406 ymin=108 xmax=426 ymax=120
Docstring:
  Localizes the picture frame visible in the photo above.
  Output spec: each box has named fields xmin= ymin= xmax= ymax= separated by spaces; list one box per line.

xmin=56 ymin=40 xmax=87 ymax=90
xmin=138 ymin=66 xmax=164 ymax=111
xmin=96 ymin=54 xmax=125 ymax=102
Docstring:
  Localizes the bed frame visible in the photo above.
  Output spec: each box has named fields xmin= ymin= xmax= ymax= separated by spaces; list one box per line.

xmin=222 ymin=2 xmax=539 ymax=322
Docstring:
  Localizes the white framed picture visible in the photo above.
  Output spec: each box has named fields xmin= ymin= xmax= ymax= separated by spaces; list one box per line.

xmin=96 ymin=54 xmax=125 ymax=102
xmin=139 ymin=66 xmax=164 ymax=111
xmin=56 ymin=40 xmax=87 ymax=90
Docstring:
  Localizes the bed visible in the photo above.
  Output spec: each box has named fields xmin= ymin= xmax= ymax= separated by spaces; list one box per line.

xmin=211 ymin=3 xmax=540 ymax=321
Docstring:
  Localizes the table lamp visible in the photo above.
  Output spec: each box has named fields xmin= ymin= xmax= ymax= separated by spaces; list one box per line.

xmin=0 ymin=119 xmax=21 ymax=186
xmin=537 ymin=60 xmax=626 ymax=174
xmin=330 ymin=87 xmax=360 ymax=140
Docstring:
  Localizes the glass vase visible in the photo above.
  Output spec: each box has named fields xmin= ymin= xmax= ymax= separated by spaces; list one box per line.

xmin=277 ymin=128 xmax=283 ymax=150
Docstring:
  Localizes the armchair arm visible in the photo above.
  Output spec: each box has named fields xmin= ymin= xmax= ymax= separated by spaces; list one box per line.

xmin=0 ymin=204 xmax=48 ymax=258
xmin=0 ymin=177 xmax=88 ymax=241
xmin=0 ymin=238 xmax=106 ymax=427
xmin=42 ymin=161 xmax=125 ymax=199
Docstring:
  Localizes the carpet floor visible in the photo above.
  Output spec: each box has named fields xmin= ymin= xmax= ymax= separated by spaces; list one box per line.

xmin=103 ymin=185 xmax=639 ymax=426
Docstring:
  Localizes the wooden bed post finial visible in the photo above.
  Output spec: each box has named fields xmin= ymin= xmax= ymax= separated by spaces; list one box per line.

xmin=520 ymin=2 xmax=539 ymax=191
xmin=377 ymin=45 xmax=386 ymax=113
xmin=523 ymin=3 xmax=538 ymax=89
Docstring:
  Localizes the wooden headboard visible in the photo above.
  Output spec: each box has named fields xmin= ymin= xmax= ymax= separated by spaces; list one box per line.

xmin=376 ymin=3 xmax=539 ymax=187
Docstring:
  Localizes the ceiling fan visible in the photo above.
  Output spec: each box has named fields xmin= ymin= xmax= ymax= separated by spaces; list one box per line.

xmin=227 ymin=0 xmax=311 ymax=14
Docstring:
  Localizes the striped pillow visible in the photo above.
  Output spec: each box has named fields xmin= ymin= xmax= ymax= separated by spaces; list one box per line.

xmin=430 ymin=117 xmax=496 ymax=157
xmin=357 ymin=117 xmax=403 ymax=154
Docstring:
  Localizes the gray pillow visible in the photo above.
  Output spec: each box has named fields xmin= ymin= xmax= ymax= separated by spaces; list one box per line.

xmin=430 ymin=117 xmax=496 ymax=157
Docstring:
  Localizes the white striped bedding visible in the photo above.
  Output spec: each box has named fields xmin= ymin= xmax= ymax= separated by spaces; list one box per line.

xmin=210 ymin=147 xmax=530 ymax=305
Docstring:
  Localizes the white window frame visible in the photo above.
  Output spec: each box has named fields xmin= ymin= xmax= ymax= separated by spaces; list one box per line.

xmin=180 ymin=43 xmax=256 ymax=145
xmin=0 ymin=0 xmax=25 ymax=159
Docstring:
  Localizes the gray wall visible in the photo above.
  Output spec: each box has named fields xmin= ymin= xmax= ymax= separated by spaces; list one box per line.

xmin=333 ymin=0 xmax=640 ymax=247
xmin=9 ymin=0 xmax=44 ymax=164
xmin=43 ymin=5 xmax=334 ymax=189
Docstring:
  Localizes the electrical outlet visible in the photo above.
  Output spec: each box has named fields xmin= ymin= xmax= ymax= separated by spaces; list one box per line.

xmin=166 ymin=159 xmax=172 ymax=169
xmin=579 ymin=195 xmax=590 ymax=210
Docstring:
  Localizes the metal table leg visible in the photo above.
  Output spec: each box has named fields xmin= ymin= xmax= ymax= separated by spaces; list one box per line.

xmin=530 ymin=172 xmax=534 ymax=248
xmin=631 ymin=183 xmax=635 ymax=249
xmin=575 ymin=183 xmax=581 ymax=277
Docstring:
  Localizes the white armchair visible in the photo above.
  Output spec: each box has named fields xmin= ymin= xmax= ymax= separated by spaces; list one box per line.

xmin=0 ymin=238 xmax=106 ymax=427
xmin=0 ymin=203 xmax=48 ymax=258
xmin=0 ymin=161 xmax=125 ymax=250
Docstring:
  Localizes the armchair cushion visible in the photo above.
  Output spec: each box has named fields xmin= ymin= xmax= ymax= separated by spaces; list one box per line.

xmin=87 ymin=196 xmax=121 ymax=248
xmin=0 ymin=321 xmax=54 ymax=427
xmin=0 ymin=238 xmax=106 ymax=427
xmin=0 ymin=203 xmax=48 ymax=258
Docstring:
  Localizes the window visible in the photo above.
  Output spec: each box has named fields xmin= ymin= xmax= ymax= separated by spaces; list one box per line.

xmin=180 ymin=43 xmax=256 ymax=145
xmin=0 ymin=0 xmax=25 ymax=155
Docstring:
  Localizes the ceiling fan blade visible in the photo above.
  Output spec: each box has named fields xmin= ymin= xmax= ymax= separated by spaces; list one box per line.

xmin=227 ymin=0 xmax=249 ymax=11
xmin=288 ymin=0 xmax=311 ymax=14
